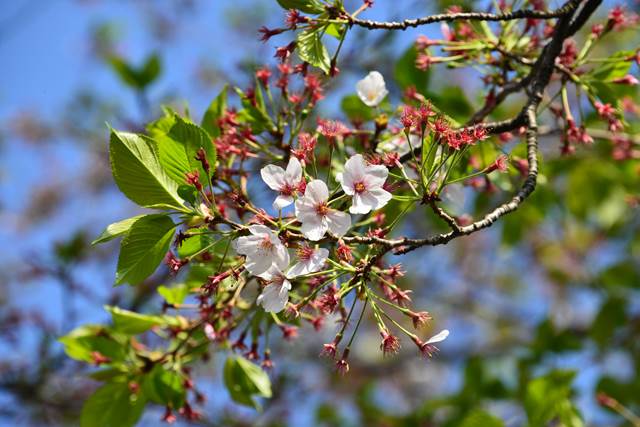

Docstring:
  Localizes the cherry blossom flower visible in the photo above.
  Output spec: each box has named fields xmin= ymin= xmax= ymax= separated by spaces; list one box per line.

xmin=287 ymin=246 xmax=329 ymax=278
xmin=295 ymin=180 xmax=351 ymax=241
xmin=261 ymin=157 xmax=303 ymax=210
xmin=336 ymin=154 xmax=392 ymax=214
xmin=233 ymin=225 xmax=289 ymax=276
xmin=378 ymin=133 xmax=420 ymax=157
xmin=356 ymin=71 xmax=388 ymax=107
xmin=256 ymin=266 xmax=292 ymax=313
xmin=418 ymin=329 xmax=450 ymax=357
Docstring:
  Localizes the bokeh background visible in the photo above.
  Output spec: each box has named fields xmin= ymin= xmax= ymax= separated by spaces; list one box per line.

xmin=1 ymin=0 xmax=638 ymax=426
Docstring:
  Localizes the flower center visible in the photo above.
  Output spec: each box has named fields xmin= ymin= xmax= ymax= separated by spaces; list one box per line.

xmin=297 ymin=246 xmax=314 ymax=261
xmin=354 ymin=181 xmax=367 ymax=193
xmin=259 ymin=236 xmax=274 ymax=251
xmin=315 ymin=202 xmax=329 ymax=217
xmin=280 ymin=183 xmax=295 ymax=196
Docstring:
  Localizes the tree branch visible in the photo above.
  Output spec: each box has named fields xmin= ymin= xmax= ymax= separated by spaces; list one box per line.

xmin=347 ymin=0 xmax=582 ymax=30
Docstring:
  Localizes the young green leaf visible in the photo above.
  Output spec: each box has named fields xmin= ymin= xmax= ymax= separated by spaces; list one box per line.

xmin=109 ymin=130 xmax=185 ymax=211
xmin=80 ymin=382 xmax=146 ymax=427
xmin=92 ymin=215 xmax=146 ymax=245
xmin=58 ymin=325 xmax=127 ymax=362
xmin=296 ymin=27 xmax=331 ymax=74
xmin=115 ymin=214 xmax=176 ymax=285
xmin=105 ymin=306 xmax=166 ymax=334
xmin=169 ymin=115 xmax=217 ymax=179
xmin=157 ymin=283 xmax=190 ymax=306
xmin=142 ymin=365 xmax=187 ymax=409
xmin=276 ymin=0 xmax=325 ymax=14
xmin=201 ymin=84 xmax=228 ymax=138
xmin=223 ymin=355 xmax=272 ymax=409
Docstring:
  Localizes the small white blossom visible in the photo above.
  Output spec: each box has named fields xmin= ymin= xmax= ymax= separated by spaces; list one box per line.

xmin=233 ymin=225 xmax=289 ymax=276
xmin=260 ymin=157 xmax=303 ymax=210
xmin=426 ymin=329 xmax=449 ymax=344
xmin=295 ymin=180 xmax=351 ymax=241
xmin=287 ymin=246 xmax=329 ymax=278
xmin=336 ymin=154 xmax=392 ymax=214
xmin=356 ymin=71 xmax=388 ymax=107
xmin=257 ymin=266 xmax=291 ymax=313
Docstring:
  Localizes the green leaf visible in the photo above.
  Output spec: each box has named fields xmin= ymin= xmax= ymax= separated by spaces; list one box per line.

xmin=109 ymin=129 xmax=185 ymax=211
xmin=525 ymin=370 xmax=577 ymax=427
xmin=587 ymin=51 xmax=634 ymax=82
xmin=81 ymin=382 xmax=146 ymax=427
xmin=107 ymin=53 xmax=161 ymax=90
xmin=105 ymin=306 xmax=166 ymax=334
xmin=142 ymin=365 xmax=186 ymax=408
xmin=224 ymin=355 xmax=272 ymax=409
xmin=169 ymin=116 xmax=217 ymax=180
xmin=92 ymin=215 xmax=146 ymax=245
xmin=394 ymin=45 xmax=430 ymax=94
xmin=276 ymin=0 xmax=325 ymax=14
xmin=235 ymin=85 xmax=272 ymax=134
xmin=460 ymin=410 xmax=504 ymax=427
xmin=201 ymin=85 xmax=228 ymax=138
xmin=115 ymin=214 xmax=176 ymax=285
xmin=297 ymin=27 xmax=331 ymax=74
xmin=157 ymin=283 xmax=190 ymax=306
xmin=59 ymin=325 xmax=127 ymax=363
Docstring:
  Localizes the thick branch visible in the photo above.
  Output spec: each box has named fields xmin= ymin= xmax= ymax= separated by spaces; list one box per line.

xmin=348 ymin=0 xmax=582 ymax=30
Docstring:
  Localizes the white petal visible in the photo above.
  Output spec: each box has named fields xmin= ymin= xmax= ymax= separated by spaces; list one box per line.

xmin=369 ymin=187 xmax=392 ymax=210
xmin=287 ymin=262 xmax=308 ymax=278
xmin=285 ymin=157 xmax=302 ymax=182
xmin=304 ymin=179 xmax=329 ymax=204
xmin=288 ymin=248 xmax=329 ymax=278
xmin=273 ymin=195 xmax=294 ymax=210
xmin=326 ymin=210 xmax=351 ymax=237
xmin=295 ymin=198 xmax=319 ymax=223
xmin=300 ymin=217 xmax=327 ymax=241
xmin=258 ymin=282 xmax=290 ymax=313
xmin=244 ymin=254 xmax=273 ymax=276
xmin=261 ymin=165 xmax=286 ymax=191
xmin=248 ymin=224 xmax=272 ymax=237
xmin=356 ymin=71 xmax=387 ymax=107
xmin=364 ymin=164 xmax=389 ymax=188
xmin=257 ymin=264 xmax=280 ymax=280
xmin=344 ymin=154 xmax=366 ymax=182
xmin=234 ymin=234 xmax=263 ymax=256
xmin=273 ymin=244 xmax=290 ymax=271
xmin=350 ymin=192 xmax=376 ymax=214
xmin=425 ymin=329 xmax=449 ymax=344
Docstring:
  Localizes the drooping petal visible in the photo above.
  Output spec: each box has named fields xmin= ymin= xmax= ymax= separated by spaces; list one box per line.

xmin=260 ymin=165 xmax=286 ymax=191
xmin=350 ymin=192 xmax=378 ymax=214
xmin=244 ymin=253 xmax=273 ymax=276
xmin=425 ymin=329 xmax=449 ymax=344
xmin=326 ymin=210 xmax=351 ymax=237
xmin=273 ymin=194 xmax=294 ymax=210
xmin=369 ymin=187 xmax=392 ymax=210
xmin=304 ymin=179 xmax=329 ymax=204
xmin=258 ymin=280 xmax=291 ymax=313
xmin=300 ymin=217 xmax=328 ymax=241
xmin=285 ymin=156 xmax=303 ymax=183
